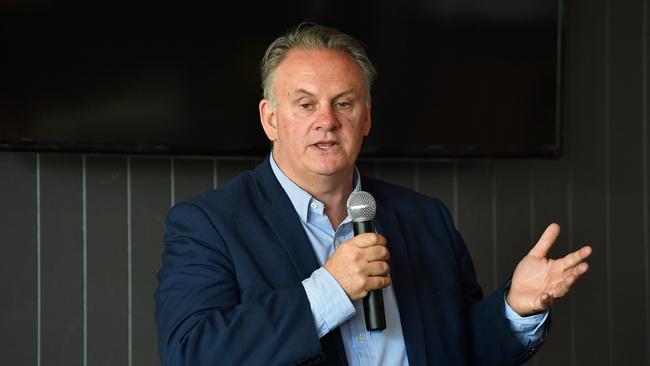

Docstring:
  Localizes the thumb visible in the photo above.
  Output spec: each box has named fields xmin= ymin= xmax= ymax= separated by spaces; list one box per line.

xmin=529 ymin=223 xmax=560 ymax=258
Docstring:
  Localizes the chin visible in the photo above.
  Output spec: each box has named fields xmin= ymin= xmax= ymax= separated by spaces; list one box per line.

xmin=307 ymin=159 xmax=352 ymax=177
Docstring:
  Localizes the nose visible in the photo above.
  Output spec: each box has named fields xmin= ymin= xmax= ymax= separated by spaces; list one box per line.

xmin=314 ymin=105 xmax=340 ymax=131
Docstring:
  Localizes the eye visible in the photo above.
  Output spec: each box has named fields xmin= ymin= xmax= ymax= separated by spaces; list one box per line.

xmin=299 ymin=103 xmax=314 ymax=111
xmin=335 ymin=101 xmax=352 ymax=109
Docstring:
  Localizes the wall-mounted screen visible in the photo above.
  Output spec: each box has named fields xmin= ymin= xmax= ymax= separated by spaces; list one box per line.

xmin=0 ymin=0 xmax=561 ymax=158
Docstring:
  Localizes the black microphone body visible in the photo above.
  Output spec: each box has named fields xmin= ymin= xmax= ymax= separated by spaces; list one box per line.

xmin=352 ymin=218 xmax=387 ymax=332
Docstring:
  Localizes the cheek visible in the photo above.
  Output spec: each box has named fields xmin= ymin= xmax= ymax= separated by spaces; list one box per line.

xmin=279 ymin=122 xmax=308 ymax=149
xmin=344 ymin=120 xmax=367 ymax=141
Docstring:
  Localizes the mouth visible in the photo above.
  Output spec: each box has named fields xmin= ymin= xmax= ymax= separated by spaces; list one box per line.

xmin=312 ymin=141 xmax=339 ymax=150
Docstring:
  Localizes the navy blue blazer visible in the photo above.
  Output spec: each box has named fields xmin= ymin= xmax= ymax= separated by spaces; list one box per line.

xmin=155 ymin=157 xmax=543 ymax=365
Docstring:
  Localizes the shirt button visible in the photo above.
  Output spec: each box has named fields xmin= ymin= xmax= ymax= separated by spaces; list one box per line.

xmin=358 ymin=335 xmax=365 ymax=343
xmin=310 ymin=202 xmax=318 ymax=209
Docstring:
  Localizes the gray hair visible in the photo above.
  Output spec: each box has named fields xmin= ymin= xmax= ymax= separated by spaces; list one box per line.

xmin=260 ymin=22 xmax=377 ymax=105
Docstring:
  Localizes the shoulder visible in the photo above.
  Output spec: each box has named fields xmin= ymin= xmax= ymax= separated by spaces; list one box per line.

xmin=186 ymin=170 xmax=255 ymax=207
xmin=362 ymin=176 xmax=456 ymax=230
xmin=362 ymin=176 xmax=447 ymax=211
xmin=163 ymin=171 xmax=244 ymax=229
xmin=166 ymin=157 xmax=282 ymax=223
xmin=168 ymin=165 xmax=266 ymax=226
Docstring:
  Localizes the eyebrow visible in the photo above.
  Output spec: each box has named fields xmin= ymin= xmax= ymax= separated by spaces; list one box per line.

xmin=292 ymin=88 xmax=359 ymax=100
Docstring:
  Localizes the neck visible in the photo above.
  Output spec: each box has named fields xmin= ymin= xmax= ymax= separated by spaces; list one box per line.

xmin=299 ymin=172 xmax=354 ymax=229
xmin=317 ymin=181 xmax=353 ymax=229
xmin=273 ymin=157 xmax=354 ymax=229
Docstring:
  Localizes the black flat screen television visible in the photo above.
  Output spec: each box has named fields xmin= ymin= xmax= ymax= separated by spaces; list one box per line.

xmin=0 ymin=0 xmax=561 ymax=158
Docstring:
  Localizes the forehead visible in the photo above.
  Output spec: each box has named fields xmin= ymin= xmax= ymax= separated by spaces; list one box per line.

xmin=273 ymin=48 xmax=366 ymax=96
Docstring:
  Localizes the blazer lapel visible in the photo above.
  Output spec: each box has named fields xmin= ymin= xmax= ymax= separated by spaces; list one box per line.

xmin=253 ymin=157 xmax=321 ymax=280
xmin=263 ymin=200 xmax=321 ymax=279
xmin=375 ymin=204 xmax=429 ymax=366
xmin=253 ymin=157 xmax=349 ymax=365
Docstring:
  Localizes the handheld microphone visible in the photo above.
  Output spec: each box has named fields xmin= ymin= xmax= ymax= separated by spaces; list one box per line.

xmin=346 ymin=191 xmax=386 ymax=332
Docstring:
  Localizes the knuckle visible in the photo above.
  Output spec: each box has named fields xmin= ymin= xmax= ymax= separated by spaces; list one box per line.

xmin=350 ymin=262 xmax=363 ymax=275
xmin=337 ymin=242 xmax=350 ymax=252
xmin=358 ymin=233 xmax=374 ymax=247
xmin=345 ymin=238 xmax=360 ymax=248
xmin=372 ymin=233 xmax=386 ymax=245
xmin=356 ymin=233 xmax=370 ymax=245
xmin=363 ymin=233 xmax=382 ymax=246
xmin=373 ymin=233 xmax=384 ymax=242
xmin=350 ymin=249 xmax=364 ymax=262
xmin=375 ymin=261 xmax=386 ymax=273
xmin=359 ymin=276 xmax=370 ymax=290
xmin=382 ymin=262 xmax=390 ymax=273
xmin=349 ymin=278 xmax=361 ymax=293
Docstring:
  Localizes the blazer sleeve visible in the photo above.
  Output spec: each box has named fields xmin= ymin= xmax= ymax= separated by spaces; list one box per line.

xmin=437 ymin=201 xmax=547 ymax=366
xmin=155 ymin=202 xmax=325 ymax=366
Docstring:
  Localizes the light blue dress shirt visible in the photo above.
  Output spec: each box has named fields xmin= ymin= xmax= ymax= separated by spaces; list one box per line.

xmin=269 ymin=154 xmax=548 ymax=366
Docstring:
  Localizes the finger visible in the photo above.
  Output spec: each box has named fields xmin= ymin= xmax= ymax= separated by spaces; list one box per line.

xmin=349 ymin=233 xmax=387 ymax=248
xmin=558 ymin=245 xmax=592 ymax=269
xmin=363 ymin=245 xmax=390 ymax=262
xmin=567 ymin=261 xmax=589 ymax=277
xmin=366 ymin=275 xmax=392 ymax=291
xmin=554 ymin=274 xmax=579 ymax=298
xmin=555 ymin=265 xmax=589 ymax=297
xmin=365 ymin=261 xmax=390 ymax=276
xmin=562 ymin=263 xmax=589 ymax=288
xmin=528 ymin=223 xmax=560 ymax=258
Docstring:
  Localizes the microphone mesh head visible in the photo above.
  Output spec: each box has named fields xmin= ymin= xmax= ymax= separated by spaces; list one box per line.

xmin=347 ymin=191 xmax=377 ymax=222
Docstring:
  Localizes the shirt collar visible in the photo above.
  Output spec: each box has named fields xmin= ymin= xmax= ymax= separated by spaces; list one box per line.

xmin=269 ymin=152 xmax=362 ymax=223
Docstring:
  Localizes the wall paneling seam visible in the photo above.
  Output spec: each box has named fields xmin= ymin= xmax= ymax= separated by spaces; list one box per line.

xmin=82 ymin=156 xmax=88 ymax=366
xmin=604 ymin=0 xmax=614 ymax=363
xmin=36 ymin=153 xmax=41 ymax=366
xmin=127 ymin=157 xmax=133 ymax=366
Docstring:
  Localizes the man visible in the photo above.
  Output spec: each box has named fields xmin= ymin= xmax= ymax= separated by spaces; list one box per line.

xmin=155 ymin=23 xmax=591 ymax=365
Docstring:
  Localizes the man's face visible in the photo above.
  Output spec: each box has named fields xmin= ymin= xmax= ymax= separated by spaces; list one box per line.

xmin=259 ymin=48 xmax=371 ymax=183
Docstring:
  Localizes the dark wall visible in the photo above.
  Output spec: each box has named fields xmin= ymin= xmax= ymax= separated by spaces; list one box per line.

xmin=1 ymin=0 xmax=649 ymax=364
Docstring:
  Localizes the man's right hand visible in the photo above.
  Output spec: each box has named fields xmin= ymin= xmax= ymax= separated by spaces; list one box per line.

xmin=323 ymin=233 xmax=391 ymax=301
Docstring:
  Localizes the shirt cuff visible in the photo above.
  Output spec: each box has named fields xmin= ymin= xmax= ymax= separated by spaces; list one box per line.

xmin=503 ymin=296 xmax=549 ymax=346
xmin=302 ymin=267 xmax=356 ymax=338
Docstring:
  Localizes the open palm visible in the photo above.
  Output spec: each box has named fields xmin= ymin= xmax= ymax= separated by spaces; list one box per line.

xmin=506 ymin=223 xmax=592 ymax=316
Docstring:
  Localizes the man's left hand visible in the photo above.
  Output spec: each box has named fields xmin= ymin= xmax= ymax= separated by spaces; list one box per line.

xmin=506 ymin=223 xmax=592 ymax=316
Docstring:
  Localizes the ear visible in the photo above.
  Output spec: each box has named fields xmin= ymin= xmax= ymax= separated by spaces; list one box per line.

xmin=363 ymin=103 xmax=372 ymax=137
xmin=259 ymin=99 xmax=278 ymax=141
